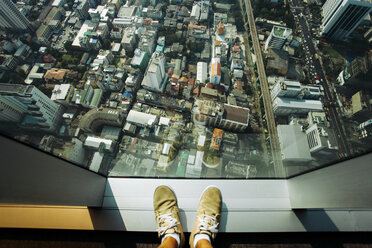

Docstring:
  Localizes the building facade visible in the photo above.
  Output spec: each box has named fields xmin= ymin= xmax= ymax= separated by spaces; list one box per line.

xmin=265 ymin=26 xmax=292 ymax=51
xmin=0 ymin=84 xmax=62 ymax=132
xmin=0 ymin=0 xmax=34 ymax=33
xmin=141 ymin=52 xmax=167 ymax=92
xmin=321 ymin=0 xmax=372 ymax=41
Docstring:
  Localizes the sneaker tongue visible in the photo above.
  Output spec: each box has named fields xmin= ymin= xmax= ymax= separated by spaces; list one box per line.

xmin=164 ymin=228 xmax=177 ymax=235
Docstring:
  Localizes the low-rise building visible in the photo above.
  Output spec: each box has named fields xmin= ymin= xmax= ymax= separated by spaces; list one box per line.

xmin=193 ymin=100 xmax=250 ymax=132
xmin=272 ymin=97 xmax=323 ymax=116
xmin=121 ymin=26 xmax=138 ymax=54
xmin=277 ymin=125 xmax=312 ymax=163
xmin=131 ymin=48 xmax=150 ymax=71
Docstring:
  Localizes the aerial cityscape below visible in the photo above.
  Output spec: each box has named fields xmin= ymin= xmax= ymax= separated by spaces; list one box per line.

xmin=0 ymin=0 xmax=371 ymax=178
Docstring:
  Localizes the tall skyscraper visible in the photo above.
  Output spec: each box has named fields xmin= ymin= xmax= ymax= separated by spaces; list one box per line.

xmin=0 ymin=84 xmax=62 ymax=132
xmin=0 ymin=0 xmax=34 ymax=33
xmin=264 ymin=26 xmax=292 ymax=51
xmin=321 ymin=0 xmax=372 ymax=41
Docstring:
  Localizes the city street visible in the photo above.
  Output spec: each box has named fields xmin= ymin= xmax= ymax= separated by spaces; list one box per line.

xmin=291 ymin=0 xmax=351 ymax=156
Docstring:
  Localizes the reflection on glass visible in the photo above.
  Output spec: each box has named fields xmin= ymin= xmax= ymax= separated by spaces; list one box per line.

xmin=0 ymin=0 xmax=371 ymax=179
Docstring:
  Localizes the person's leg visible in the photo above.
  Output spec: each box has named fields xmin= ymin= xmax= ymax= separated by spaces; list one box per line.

xmin=154 ymin=186 xmax=185 ymax=248
xmin=189 ymin=186 xmax=222 ymax=248
xmin=158 ymin=236 xmax=179 ymax=248
xmin=195 ymin=238 xmax=213 ymax=248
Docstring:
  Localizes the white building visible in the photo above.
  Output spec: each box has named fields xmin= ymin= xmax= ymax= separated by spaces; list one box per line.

xmin=121 ymin=26 xmax=137 ymax=53
xmin=51 ymin=84 xmax=73 ymax=104
xmin=306 ymin=123 xmax=338 ymax=155
xmin=271 ymin=80 xmax=322 ymax=101
xmin=190 ymin=1 xmax=209 ymax=23
xmin=277 ymin=125 xmax=312 ymax=163
xmin=271 ymin=80 xmax=302 ymax=100
xmin=0 ymin=84 xmax=61 ymax=132
xmin=126 ymin=110 xmax=157 ymax=128
xmin=190 ymin=4 xmax=201 ymax=22
xmin=272 ymin=97 xmax=323 ymax=116
xmin=24 ymin=64 xmax=45 ymax=85
xmin=321 ymin=0 xmax=372 ymax=41
xmin=265 ymin=26 xmax=292 ymax=51
xmin=185 ymin=150 xmax=204 ymax=178
xmin=142 ymin=52 xmax=167 ymax=92
xmin=197 ymin=62 xmax=208 ymax=84
xmin=84 ymin=136 xmax=114 ymax=152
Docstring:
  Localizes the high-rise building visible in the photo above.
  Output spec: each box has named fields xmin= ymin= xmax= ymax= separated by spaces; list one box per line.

xmin=321 ymin=0 xmax=372 ymax=41
xmin=141 ymin=52 xmax=167 ymax=92
xmin=306 ymin=123 xmax=338 ymax=155
xmin=264 ymin=26 xmax=292 ymax=51
xmin=0 ymin=84 xmax=62 ymax=132
xmin=337 ymin=51 xmax=372 ymax=86
xmin=75 ymin=0 xmax=90 ymax=20
xmin=0 ymin=0 xmax=34 ymax=33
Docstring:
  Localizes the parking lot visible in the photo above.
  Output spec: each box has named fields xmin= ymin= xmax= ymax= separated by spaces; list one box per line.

xmin=51 ymin=25 xmax=76 ymax=52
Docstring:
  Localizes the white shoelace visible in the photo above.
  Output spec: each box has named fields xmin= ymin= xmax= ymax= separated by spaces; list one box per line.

xmin=197 ymin=214 xmax=219 ymax=234
xmin=156 ymin=213 xmax=179 ymax=236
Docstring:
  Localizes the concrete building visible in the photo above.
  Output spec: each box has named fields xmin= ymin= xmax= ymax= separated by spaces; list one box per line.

xmin=0 ymin=55 xmax=18 ymax=71
xmin=117 ymin=6 xmax=140 ymax=18
xmin=265 ymin=26 xmax=292 ymax=51
xmin=0 ymin=84 xmax=62 ymax=132
xmin=190 ymin=3 xmax=201 ymax=22
xmin=72 ymin=20 xmax=105 ymax=50
xmin=24 ymin=64 xmax=45 ymax=85
xmin=75 ymin=0 xmax=90 ymax=20
xmin=193 ymin=100 xmax=250 ymax=132
xmin=337 ymin=51 xmax=372 ymax=87
xmin=131 ymin=48 xmax=150 ymax=71
xmin=138 ymin=28 xmax=157 ymax=54
xmin=213 ymin=13 xmax=228 ymax=29
xmin=190 ymin=1 xmax=209 ymax=23
xmin=78 ymin=108 xmax=126 ymax=132
xmin=351 ymin=91 xmax=372 ymax=120
xmin=121 ymin=26 xmax=138 ymax=54
xmin=196 ymin=62 xmax=208 ymax=84
xmin=271 ymin=80 xmax=302 ymax=100
xmin=306 ymin=123 xmax=338 ymax=155
xmin=51 ymin=84 xmax=74 ymax=105
xmin=215 ymin=23 xmax=237 ymax=45
xmin=60 ymin=138 xmax=86 ymax=165
xmin=277 ymin=125 xmax=312 ymax=163
xmin=271 ymin=80 xmax=322 ymax=101
xmin=321 ymin=0 xmax=372 ymax=41
xmin=272 ymin=97 xmax=323 ymax=116
xmin=126 ymin=110 xmax=157 ymax=128
xmin=0 ymin=0 xmax=34 ymax=33
xmin=142 ymin=52 xmax=167 ymax=92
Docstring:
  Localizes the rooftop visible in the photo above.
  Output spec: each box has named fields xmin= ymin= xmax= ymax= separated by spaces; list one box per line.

xmin=224 ymin=104 xmax=250 ymax=124
xmin=0 ymin=84 xmax=29 ymax=95
xmin=273 ymin=26 xmax=292 ymax=38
